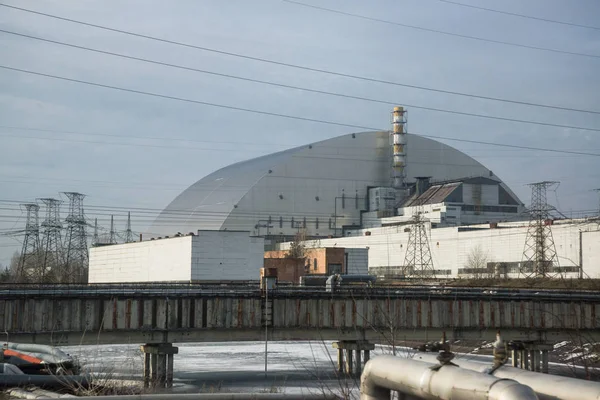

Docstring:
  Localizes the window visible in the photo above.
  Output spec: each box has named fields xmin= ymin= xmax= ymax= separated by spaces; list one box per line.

xmin=313 ymin=258 xmax=318 ymax=271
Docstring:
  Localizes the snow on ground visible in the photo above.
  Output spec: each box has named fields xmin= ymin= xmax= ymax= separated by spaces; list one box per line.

xmin=61 ymin=339 xmax=599 ymax=395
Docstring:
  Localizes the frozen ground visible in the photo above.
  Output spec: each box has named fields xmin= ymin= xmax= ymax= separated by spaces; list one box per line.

xmin=62 ymin=340 xmax=599 ymax=397
xmin=64 ymin=341 xmax=371 ymax=396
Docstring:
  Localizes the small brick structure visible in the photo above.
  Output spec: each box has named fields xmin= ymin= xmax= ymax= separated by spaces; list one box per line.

xmin=264 ymin=248 xmax=346 ymax=277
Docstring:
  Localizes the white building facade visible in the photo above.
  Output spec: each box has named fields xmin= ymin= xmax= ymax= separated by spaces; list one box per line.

xmin=281 ymin=220 xmax=600 ymax=279
xmin=89 ymin=231 xmax=264 ymax=283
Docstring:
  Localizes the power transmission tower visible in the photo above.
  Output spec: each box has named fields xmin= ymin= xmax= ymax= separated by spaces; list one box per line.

xmin=521 ymin=181 xmax=560 ymax=278
xmin=39 ymin=198 xmax=63 ymax=282
xmin=124 ymin=212 xmax=134 ymax=243
xmin=17 ymin=203 xmax=41 ymax=282
xmin=109 ymin=215 xmax=116 ymax=244
xmin=63 ymin=192 xmax=88 ymax=283
xmin=92 ymin=218 xmax=99 ymax=247
xmin=403 ymin=205 xmax=435 ymax=278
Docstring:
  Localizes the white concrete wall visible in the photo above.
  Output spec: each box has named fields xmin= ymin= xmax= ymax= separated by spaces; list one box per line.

xmin=89 ymin=236 xmax=193 ymax=283
xmin=583 ymin=230 xmax=600 ymax=278
xmin=284 ymin=221 xmax=599 ymax=279
xmin=89 ymin=231 xmax=265 ymax=283
xmin=190 ymin=231 xmax=264 ymax=281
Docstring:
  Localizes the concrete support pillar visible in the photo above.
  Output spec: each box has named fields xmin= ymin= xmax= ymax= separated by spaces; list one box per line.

xmin=541 ymin=350 xmax=549 ymax=374
xmin=141 ymin=343 xmax=178 ymax=388
xmin=143 ymin=353 xmax=151 ymax=388
xmin=522 ymin=350 xmax=529 ymax=370
xmin=345 ymin=349 xmax=353 ymax=376
xmin=529 ymin=350 xmax=536 ymax=372
xmin=150 ymin=353 xmax=158 ymax=384
xmin=337 ymin=348 xmax=344 ymax=374
xmin=156 ymin=354 xmax=166 ymax=386
xmin=166 ymin=354 xmax=174 ymax=388
xmin=355 ymin=350 xmax=362 ymax=377
xmin=511 ymin=349 xmax=518 ymax=368
xmin=333 ymin=341 xmax=374 ymax=377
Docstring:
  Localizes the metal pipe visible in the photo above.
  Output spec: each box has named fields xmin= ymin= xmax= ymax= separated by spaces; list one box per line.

xmin=51 ymin=394 xmax=337 ymax=400
xmin=414 ymin=353 xmax=600 ymax=400
xmin=0 ymin=374 xmax=90 ymax=389
xmin=360 ymin=356 xmax=538 ymax=400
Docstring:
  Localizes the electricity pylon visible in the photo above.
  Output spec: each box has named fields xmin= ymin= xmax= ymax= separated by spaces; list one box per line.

xmin=521 ymin=181 xmax=560 ymax=278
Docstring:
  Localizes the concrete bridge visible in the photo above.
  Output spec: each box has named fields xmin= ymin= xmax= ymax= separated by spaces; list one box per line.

xmin=2 ymin=285 xmax=599 ymax=346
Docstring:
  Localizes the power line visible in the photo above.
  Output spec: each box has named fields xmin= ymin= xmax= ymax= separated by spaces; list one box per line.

xmin=0 ymin=65 xmax=376 ymax=131
xmin=3 ymin=126 xmax=599 ymax=156
xmin=1 ymin=3 xmax=598 ymax=115
xmin=2 ymin=64 xmax=600 ymax=159
xmin=435 ymin=0 xmax=600 ymax=31
xmin=3 ymin=29 xmax=600 ymax=132
xmin=281 ymin=0 xmax=600 ymax=60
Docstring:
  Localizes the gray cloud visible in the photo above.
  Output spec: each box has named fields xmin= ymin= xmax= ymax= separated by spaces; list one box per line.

xmin=0 ymin=0 xmax=599 ymax=263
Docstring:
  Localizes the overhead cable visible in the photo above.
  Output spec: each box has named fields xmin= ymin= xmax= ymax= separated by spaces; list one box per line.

xmin=2 ymin=29 xmax=600 ymax=132
xmin=1 ymin=64 xmax=600 ymax=158
xmin=0 ymin=3 xmax=598 ymax=115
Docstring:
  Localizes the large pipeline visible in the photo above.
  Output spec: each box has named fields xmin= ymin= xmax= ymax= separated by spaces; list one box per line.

xmin=41 ymin=394 xmax=339 ymax=400
xmin=414 ymin=353 xmax=600 ymax=400
xmin=0 ymin=374 xmax=90 ymax=389
xmin=360 ymin=356 xmax=538 ymax=400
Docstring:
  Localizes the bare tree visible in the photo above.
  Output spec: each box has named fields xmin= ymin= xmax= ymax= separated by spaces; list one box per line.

xmin=287 ymin=229 xmax=307 ymax=259
xmin=465 ymin=245 xmax=491 ymax=279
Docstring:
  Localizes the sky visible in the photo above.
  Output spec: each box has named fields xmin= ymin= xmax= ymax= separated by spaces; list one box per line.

xmin=1 ymin=0 xmax=599 ymax=265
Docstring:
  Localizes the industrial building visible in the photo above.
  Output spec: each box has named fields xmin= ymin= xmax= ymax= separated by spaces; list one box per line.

xmin=89 ymin=231 xmax=264 ymax=283
xmin=150 ymin=108 xmax=522 ymax=243
xmin=144 ymin=107 xmax=599 ymax=281
xmin=277 ymin=219 xmax=600 ymax=279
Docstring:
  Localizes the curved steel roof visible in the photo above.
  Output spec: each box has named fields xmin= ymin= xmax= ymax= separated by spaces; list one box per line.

xmin=149 ymin=131 xmax=518 ymax=236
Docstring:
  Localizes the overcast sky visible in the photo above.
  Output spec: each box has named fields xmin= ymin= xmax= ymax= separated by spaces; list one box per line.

xmin=1 ymin=0 xmax=599 ymax=264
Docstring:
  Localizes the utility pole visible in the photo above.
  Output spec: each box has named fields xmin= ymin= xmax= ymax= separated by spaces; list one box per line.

xmin=109 ymin=215 xmax=116 ymax=244
xmin=17 ymin=203 xmax=41 ymax=282
xmin=594 ymin=189 xmax=600 ymax=221
xmin=521 ymin=181 xmax=560 ymax=278
xmin=125 ymin=212 xmax=134 ymax=243
xmin=39 ymin=198 xmax=63 ymax=282
xmin=63 ymin=192 xmax=88 ymax=283
xmin=403 ymin=204 xmax=435 ymax=278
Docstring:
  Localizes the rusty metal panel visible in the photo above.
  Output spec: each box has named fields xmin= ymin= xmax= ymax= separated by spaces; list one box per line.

xmin=4 ymin=300 xmax=14 ymax=331
xmin=312 ymin=299 xmax=321 ymax=328
xmin=114 ymin=299 xmax=126 ymax=330
xmin=321 ymin=299 xmax=330 ymax=327
xmin=193 ymin=299 xmax=203 ymax=329
xmin=288 ymin=299 xmax=298 ymax=327
xmin=102 ymin=299 xmax=114 ymax=330
xmin=68 ymin=299 xmax=82 ymax=332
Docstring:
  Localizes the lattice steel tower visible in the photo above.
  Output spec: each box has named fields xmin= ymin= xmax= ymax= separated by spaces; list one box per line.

xmin=521 ymin=181 xmax=560 ymax=277
xmin=39 ymin=198 xmax=63 ymax=281
xmin=109 ymin=215 xmax=117 ymax=244
xmin=17 ymin=203 xmax=41 ymax=282
xmin=124 ymin=212 xmax=134 ymax=243
xmin=92 ymin=218 xmax=99 ymax=247
xmin=403 ymin=205 xmax=435 ymax=278
xmin=63 ymin=192 xmax=88 ymax=282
